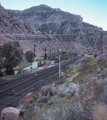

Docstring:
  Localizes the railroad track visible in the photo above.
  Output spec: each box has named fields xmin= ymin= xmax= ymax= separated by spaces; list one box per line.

xmin=0 ymin=58 xmax=79 ymax=110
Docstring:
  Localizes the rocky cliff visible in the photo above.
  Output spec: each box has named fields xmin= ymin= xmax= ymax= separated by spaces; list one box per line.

xmin=7 ymin=4 xmax=83 ymax=35
xmin=7 ymin=4 xmax=107 ymax=51
xmin=3 ymin=34 xmax=87 ymax=55
xmin=0 ymin=4 xmax=41 ymax=34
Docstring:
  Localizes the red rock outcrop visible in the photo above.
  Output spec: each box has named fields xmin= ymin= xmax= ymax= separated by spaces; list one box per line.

xmin=20 ymin=91 xmax=41 ymax=102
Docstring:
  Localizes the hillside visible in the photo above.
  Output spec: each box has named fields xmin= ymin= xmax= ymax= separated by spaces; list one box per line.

xmin=0 ymin=4 xmax=41 ymax=34
xmin=7 ymin=4 xmax=107 ymax=51
xmin=1 ymin=4 xmax=107 ymax=120
xmin=0 ymin=34 xmax=12 ymax=46
xmin=0 ymin=4 xmax=106 ymax=54
xmin=1 ymin=56 xmax=107 ymax=120
xmin=3 ymin=34 xmax=87 ymax=55
xmin=8 ymin=4 xmax=82 ymax=35
xmin=0 ymin=4 xmax=89 ymax=55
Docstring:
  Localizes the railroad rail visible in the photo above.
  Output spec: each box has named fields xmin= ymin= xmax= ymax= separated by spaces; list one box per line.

xmin=0 ymin=57 xmax=79 ymax=110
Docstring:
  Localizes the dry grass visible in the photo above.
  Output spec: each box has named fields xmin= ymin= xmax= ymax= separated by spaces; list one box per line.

xmin=17 ymin=57 xmax=107 ymax=120
xmin=93 ymin=103 xmax=107 ymax=120
xmin=67 ymin=72 xmax=80 ymax=82
xmin=22 ymin=97 xmax=83 ymax=120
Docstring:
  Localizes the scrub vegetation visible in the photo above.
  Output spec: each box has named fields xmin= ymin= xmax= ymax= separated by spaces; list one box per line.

xmin=17 ymin=56 xmax=107 ymax=120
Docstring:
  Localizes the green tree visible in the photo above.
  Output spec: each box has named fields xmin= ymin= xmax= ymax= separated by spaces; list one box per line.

xmin=25 ymin=51 xmax=35 ymax=62
xmin=2 ymin=41 xmax=21 ymax=75
xmin=0 ymin=57 xmax=4 ymax=77
xmin=42 ymin=47 xmax=47 ymax=60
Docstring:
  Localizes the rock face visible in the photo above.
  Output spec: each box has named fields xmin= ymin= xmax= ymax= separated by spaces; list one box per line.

xmin=0 ymin=4 xmax=107 ymax=54
xmin=1 ymin=107 xmax=23 ymax=120
xmin=0 ymin=4 xmax=41 ymax=34
xmin=2 ymin=34 xmax=87 ymax=55
xmin=7 ymin=4 xmax=82 ymax=35
xmin=7 ymin=4 xmax=107 ymax=51
xmin=0 ymin=34 xmax=11 ymax=46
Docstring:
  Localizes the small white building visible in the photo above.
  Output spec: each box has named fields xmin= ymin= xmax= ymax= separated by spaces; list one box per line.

xmin=51 ymin=60 xmax=55 ymax=65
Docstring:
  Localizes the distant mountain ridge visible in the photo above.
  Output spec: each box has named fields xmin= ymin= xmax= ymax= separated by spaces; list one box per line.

xmin=0 ymin=4 xmax=107 ymax=55
xmin=7 ymin=4 xmax=102 ymax=35
xmin=0 ymin=4 xmax=41 ymax=34
xmin=7 ymin=4 xmax=107 ymax=51
xmin=7 ymin=4 xmax=83 ymax=35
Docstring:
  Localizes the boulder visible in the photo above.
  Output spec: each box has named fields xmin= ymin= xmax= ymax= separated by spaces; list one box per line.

xmin=21 ymin=91 xmax=41 ymax=102
xmin=32 ymin=91 xmax=41 ymax=98
xmin=1 ymin=107 xmax=23 ymax=120
xmin=21 ymin=92 xmax=33 ymax=102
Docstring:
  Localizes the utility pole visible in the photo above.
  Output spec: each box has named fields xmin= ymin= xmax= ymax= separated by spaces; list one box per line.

xmin=44 ymin=47 xmax=47 ymax=60
xmin=21 ymin=51 xmax=24 ymax=75
xmin=31 ymin=44 xmax=36 ymax=72
xmin=59 ymin=54 xmax=61 ymax=78
xmin=0 ymin=46 xmax=3 ymax=59
xmin=34 ymin=44 xmax=36 ymax=53
xmin=31 ymin=50 xmax=33 ymax=72
xmin=31 ymin=41 xmax=36 ymax=72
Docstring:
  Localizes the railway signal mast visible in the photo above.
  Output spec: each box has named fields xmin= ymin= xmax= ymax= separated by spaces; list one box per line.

xmin=59 ymin=49 xmax=62 ymax=78
xmin=59 ymin=54 xmax=61 ymax=78
xmin=31 ymin=44 xmax=36 ymax=72
xmin=34 ymin=44 xmax=36 ymax=53
xmin=0 ymin=46 xmax=3 ymax=58
xmin=21 ymin=50 xmax=24 ymax=75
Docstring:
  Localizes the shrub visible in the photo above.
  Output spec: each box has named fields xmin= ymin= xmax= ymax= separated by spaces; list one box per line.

xmin=55 ymin=79 xmax=65 ymax=86
xmin=25 ymin=51 xmax=35 ymax=62
xmin=23 ymin=97 xmax=84 ymax=120
xmin=93 ymin=103 xmax=107 ymax=120
xmin=2 ymin=41 xmax=21 ymax=75
xmin=94 ymin=53 xmax=97 ymax=58
xmin=59 ymin=93 xmax=66 ymax=98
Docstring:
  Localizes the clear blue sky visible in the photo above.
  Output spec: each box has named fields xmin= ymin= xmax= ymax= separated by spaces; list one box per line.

xmin=0 ymin=0 xmax=107 ymax=31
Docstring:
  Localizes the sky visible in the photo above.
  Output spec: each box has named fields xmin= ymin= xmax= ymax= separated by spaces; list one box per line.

xmin=0 ymin=0 xmax=107 ymax=31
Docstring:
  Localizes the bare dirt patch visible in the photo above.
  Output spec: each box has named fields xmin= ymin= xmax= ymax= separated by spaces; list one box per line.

xmin=67 ymin=72 xmax=80 ymax=82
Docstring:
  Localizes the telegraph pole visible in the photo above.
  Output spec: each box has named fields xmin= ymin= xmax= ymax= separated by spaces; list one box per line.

xmin=44 ymin=47 xmax=47 ymax=60
xmin=21 ymin=51 xmax=24 ymax=75
xmin=0 ymin=46 xmax=3 ymax=59
xmin=31 ymin=43 xmax=36 ymax=72
xmin=59 ymin=54 xmax=61 ymax=78
xmin=34 ymin=44 xmax=36 ymax=53
xmin=31 ymin=50 xmax=33 ymax=72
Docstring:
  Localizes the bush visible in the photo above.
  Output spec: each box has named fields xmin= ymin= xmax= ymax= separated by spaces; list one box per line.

xmin=55 ymin=79 xmax=65 ymax=86
xmin=97 ymin=58 xmax=107 ymax=68
xmin=94 ymin=53 xmax=97 ymax=58
xmin=25 ymin=51 xmax=35 ymax=62
xmin=59 ymin=93 xmax=66 ymax=98
xmin=80 ymin=58 xmax=98 ymax=74
xmin=2 ymin=41 xmax=21 ymax=75
xmin=93 ymin=103 xmax=107 ymax=120
xmin=23 ymin=97 xmax=84 ymax=120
